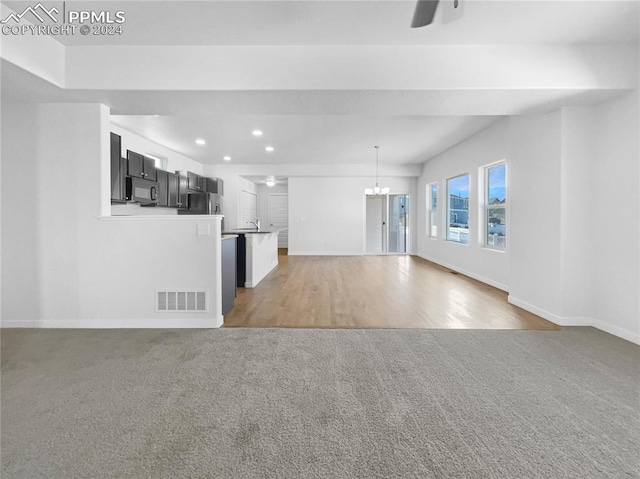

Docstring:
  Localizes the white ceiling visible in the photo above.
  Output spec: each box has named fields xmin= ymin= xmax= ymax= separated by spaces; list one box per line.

xmin=22 ymin=1 xmax=639 ymax=46
xmin=2 ymin=0 xmax=637 ymax=168
xmin=111 ymin=114 xmax=502 ymax=164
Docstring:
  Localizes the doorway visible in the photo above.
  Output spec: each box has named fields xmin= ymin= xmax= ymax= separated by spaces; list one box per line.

xmin=365 ymin=193 xmax=409 ymax=254
xmin=269 ymin=194 xmax=289 ymax=248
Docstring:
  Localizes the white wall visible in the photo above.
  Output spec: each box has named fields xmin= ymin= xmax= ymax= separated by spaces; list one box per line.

xmin=417 ymin=120 xmax=510 ymax=290
xmin=1 ymin=103 xmax=222 ymax=328
xmin=591 ymin=90 xmax=639 ymax=341
xmin=415 ymin=92 xmax=639 ymax=344
xmin=507 ymin=111 xmax=564 ymax=315
xmin=559 ymin=106 xmax=595 ymax=319
xmin=1 ymin=104 xmax=41 ymax=321
xmin=202 ymin=163 xmax=420 ymax=232
xmin=288 ymin=176 xmax=417 ymax=255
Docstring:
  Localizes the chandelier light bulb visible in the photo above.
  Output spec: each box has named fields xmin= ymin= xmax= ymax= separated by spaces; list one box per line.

xmin=365 ymin=146 xmax=389 ymax=196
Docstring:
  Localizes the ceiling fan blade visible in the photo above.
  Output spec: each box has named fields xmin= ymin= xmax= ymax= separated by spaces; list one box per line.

xmin=411 ymin=0 xmax=439 ymax=28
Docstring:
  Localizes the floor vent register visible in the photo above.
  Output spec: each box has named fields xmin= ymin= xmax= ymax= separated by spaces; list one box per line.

xmin=156 ymin=291 xmax=208 ymax=312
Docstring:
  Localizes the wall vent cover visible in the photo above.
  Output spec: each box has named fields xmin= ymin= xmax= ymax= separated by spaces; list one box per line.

xmin=156 ymin=290 xmax=208 ymax=312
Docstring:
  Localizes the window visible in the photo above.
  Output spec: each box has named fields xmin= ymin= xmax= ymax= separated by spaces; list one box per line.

xmin=146 ymin=153 xmax=168 ymax=170
xmin=427 ymin=183 xmax=438 ymax=238
xmin=485 ymin=163 xmax=507 ymax=249
xmin=447 ymin=174 xmax=469 ymax=244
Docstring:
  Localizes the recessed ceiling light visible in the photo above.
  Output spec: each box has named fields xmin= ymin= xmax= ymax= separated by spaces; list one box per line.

xmin=195 ymin=138 xmax=206 ymax=145
xmin=252 ymin=130 xmax=263 ymax=137
xmin=223 ymin=156 xmax=231 ymax=161
xmin=265 ymin=146 xmax=274 ymax=152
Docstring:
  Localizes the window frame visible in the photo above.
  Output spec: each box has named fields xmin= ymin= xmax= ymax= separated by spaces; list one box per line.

xmin=483 ymin=161 xmax=507 ymax=251
xmin=446 ymin=173 xmax=470 ymax=245
xmin=426 ymin=182 xmax=438 ymax=239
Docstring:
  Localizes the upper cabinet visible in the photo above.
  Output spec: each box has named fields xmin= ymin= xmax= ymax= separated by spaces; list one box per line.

xmin=201 ymin=177 xmax=224 ymax=195
xmin=110 ymin=133 xmax=126 ymax=203
xmin=127 ymin=150 xmax=157 ymax=181
xmin=178 ymin=175 xmax=189 ymax=209
xmin=156 ymin=169 xmax=169 ymax=207
xmin=167 ymin=172 xmax=180 ymax=208
xmin=186 ymin=171 xmax=202 ymax=192
xmin=143 ymin=157 xmax=157 ymax=181
xmin=113 ymin=137 xmax=221 ymax=211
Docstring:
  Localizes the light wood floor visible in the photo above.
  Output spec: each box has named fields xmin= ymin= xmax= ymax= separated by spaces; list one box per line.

xmin=223 ymin=255 xmax=560 ymax=330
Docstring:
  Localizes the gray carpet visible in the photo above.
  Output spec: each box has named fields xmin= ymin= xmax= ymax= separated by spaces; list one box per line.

xmin=1 ymin=327 xmax=639 ymax=478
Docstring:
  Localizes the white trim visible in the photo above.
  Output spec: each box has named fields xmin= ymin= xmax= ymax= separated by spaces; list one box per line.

xmin=507 ymin=296 xmax=640 ymax=345
xmin=1 ymin=316 xmax=224 ymax=329
xmin=419 ymin=254 xmax=508 ymax=292
xmin=507 ymin=296 xmax=586 ymax=325
xmin=590 ymin=318 xmax=640 ymax=345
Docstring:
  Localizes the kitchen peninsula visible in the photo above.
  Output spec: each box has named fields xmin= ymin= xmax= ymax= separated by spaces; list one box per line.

xmin=222 ymin=229 xmax=283 ymax=288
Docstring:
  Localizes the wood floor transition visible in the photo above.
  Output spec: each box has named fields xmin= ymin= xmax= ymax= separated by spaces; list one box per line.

xmin=223 ymin=255 xmax=560 ymax=330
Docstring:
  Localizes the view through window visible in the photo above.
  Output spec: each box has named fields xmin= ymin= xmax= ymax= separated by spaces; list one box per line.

xmin=447 ymin=174 xmax=469 ymax=243
xmin=486 ymin=163 xmax=507 ymax=249
xmin=428 ymin=183 xmax=438 ymax=238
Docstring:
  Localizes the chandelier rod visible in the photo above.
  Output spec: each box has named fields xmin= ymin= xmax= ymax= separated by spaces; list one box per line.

xmin=375 ymin=145 xmax=379 ymax=188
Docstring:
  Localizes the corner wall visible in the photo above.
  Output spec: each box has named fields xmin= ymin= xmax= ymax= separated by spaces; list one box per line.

xmin=507 ymin=111 xmax=563 ymax=315
xmin=416 ymin=119 xmax=510 ymax=290
xmin=1 ymin=103 xmax=223 ymax=328
xmin=416 ymin=91 xmax=639 ymax=344
xmin=591 ymin=90 xmax=639 ymax=341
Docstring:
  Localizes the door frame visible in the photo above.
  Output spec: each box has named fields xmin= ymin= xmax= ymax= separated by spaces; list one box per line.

xmin=268 ymin=193 xmax=289 ymax=248
xmin=363 ymin=191 xmax=411 ymax=255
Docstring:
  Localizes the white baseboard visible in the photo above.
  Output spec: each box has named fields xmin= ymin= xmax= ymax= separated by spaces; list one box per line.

xmin=1 ymin=315 xmax=224 ymax=329
xmin=418 ymin=254 xmax=509 ymax=292
xmin=508 ymin=296 xmax=639 ymax=345
xmin=507 ymin=296 xmax=589 ymax=326
xmin=591 ymin=318 xmax=640 ymax=345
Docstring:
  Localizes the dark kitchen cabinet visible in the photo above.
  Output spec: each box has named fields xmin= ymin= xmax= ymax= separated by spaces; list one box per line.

xmin=127 ymin=150 xmax=144 ymax=178
xmin=110 ymin=133 xmax=126 ymax=203
xmin=167 ymin=172 xmax=180 ymax=208
xmin=187 ymin=171 xmax=202 ymax=192
xmin=178 ymin=175 xmax=189 ymax=209
xmin=197 ymin=175 xmax=207 ymax=192
xmin=235 ymin=234 xmax=246 ymax=287
xmin=143 ymin=157 xmax=157 ymax=181
xmin=127 ymin=150 xmax=157 ymax=181
xmin=221 ymin=236 xmax=237 ymax=315
xmin=156 ymin=170 xmax=169 ymax=207
xmin=201 ymin=177 xmax=223 ymax=195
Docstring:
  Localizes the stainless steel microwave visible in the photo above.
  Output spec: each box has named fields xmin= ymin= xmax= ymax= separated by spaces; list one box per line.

xmin=126 ymin=177 xmax=159 ymax=205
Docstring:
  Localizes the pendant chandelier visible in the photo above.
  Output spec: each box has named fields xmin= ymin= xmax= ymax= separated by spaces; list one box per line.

xmin=365 ymin=145 xmax=390 ymax=195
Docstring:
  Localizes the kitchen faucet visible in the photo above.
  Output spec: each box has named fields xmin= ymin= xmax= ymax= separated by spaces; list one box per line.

xmin=247 ymin=219 xmax=260 ymax=231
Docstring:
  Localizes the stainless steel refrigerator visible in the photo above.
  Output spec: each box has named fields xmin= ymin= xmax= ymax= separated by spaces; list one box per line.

xmin=178 ymin=177 xmax=224 ymax=216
